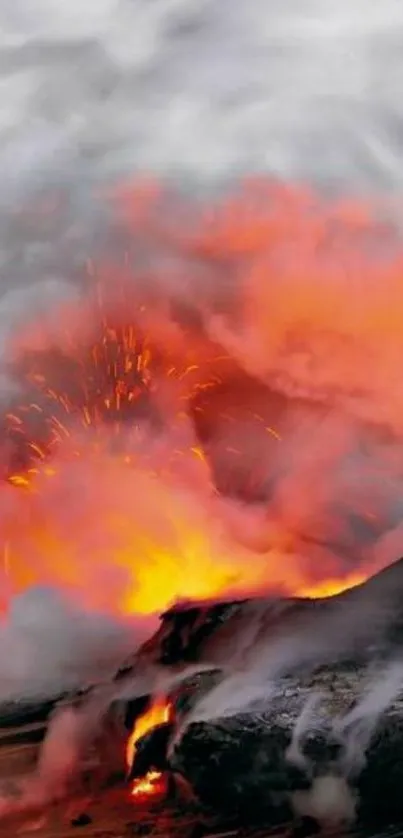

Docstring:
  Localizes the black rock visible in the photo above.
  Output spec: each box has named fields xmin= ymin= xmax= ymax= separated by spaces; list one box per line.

xmin=71 ymin=812 xmax=92 ymax=827
xmin=170 ymin=715 xmax=308 ymax=823
xmin=167 ymin=708 xmax=403 ymax=828
xmin=356 ymin=714 xmax=403 ymax=825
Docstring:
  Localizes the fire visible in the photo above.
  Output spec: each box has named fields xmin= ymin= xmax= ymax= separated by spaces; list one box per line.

xmin=129 ymin=771 xmax=166 ymax=798
xmin=126 ymin=697 xmax=173 ymax=798
xmin=0 ymin=180 xmax=401 ymax=617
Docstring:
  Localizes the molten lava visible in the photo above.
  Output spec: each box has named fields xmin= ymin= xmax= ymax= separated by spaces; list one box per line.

xmin=126 ymin=697 xmax=173 ymax=798
xmin=0 ymin=180 xmax=401 ymax=618
xmin=129 ymin=770 xmax=167 ymax=799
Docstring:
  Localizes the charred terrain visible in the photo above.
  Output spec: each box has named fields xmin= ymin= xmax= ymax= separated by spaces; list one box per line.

xmin=3 ymin=560 xmax=403 ymax=835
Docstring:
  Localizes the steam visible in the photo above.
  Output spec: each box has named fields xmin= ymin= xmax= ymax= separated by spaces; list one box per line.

xmin=0 ymin=692 xmax=113 ymax=818
xmin=0 ymin=586 xmax=151 ymax=702
xmin=25 ymin=705 xmax=90 ymax=803
xmin=285 ymin=692 xmax=322 ymax=772
xmin=292 ymin=776 xmax=357 ymax=827
xmin=335 ymin=660 xmax=403 ymax=777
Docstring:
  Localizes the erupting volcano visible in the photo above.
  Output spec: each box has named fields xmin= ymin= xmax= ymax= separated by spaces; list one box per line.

xmin=1 ymin=0 xmax=403 ymax=832
xmin=0 ymin=180 xmax=403 ymax=623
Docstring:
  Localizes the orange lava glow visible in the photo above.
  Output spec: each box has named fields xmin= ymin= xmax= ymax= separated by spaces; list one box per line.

xmin=129 ymin=770 xmax=167 ymax=799
xmin=299 ymin=572 xmax=366 ymax=600
xmin=0 ymin=179 xmax=400 ymax=618
xmin=126 ymin=697 xmax=173 ymax=798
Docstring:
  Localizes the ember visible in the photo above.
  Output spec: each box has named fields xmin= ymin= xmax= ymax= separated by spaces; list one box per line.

xmin=126 ymin=697 xmax=173 ymax=798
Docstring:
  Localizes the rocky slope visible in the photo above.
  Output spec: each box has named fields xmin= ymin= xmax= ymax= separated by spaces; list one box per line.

xmin=116 ymin=557 xmax=403 ymax=682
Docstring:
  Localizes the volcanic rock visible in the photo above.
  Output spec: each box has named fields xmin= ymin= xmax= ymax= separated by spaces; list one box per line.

xmin=172 ymin=713 xmax=305 ymax=823
xmin=168 ymin=693 xmax=403 ymax=828
xmin=127 ymin=650 xmax=403 ymax=829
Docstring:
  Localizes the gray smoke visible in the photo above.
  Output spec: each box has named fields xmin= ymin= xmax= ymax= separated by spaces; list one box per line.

xmin=1 ymin=0 xmax=403 ymax=200
xmin=0 ymin=0 xmax=402 ymax=305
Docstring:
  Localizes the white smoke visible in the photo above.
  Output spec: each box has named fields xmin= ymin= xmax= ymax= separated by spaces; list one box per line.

xmin=334 ymin=659 xmax=403 ymax=777
xmin=292 ymin=775 xmax=357 ymax=827
xmin=285 ymin=691 xmax=323 ymax=771
xmin=0 ymin=586 xmax=151 ymax=702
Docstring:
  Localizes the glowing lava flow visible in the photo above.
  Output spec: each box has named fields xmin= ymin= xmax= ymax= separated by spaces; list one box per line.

xmin=126 ymin=697 xmax=173 ymax=798
xmin=129 ymin=770 xmax=166 ymax=798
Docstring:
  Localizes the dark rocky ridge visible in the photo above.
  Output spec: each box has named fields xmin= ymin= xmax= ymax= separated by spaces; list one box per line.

xmin=116 ymin=557 xmax=403 ymax=683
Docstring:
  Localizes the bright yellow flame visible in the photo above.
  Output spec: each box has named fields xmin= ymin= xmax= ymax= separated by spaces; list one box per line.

xmin=300 ymin=572 xmax=366 ymax=600
xmin=130 ymin=770 xmax=166 ymax=798
xmin=122 ymin=542 xmax=240 ymax=616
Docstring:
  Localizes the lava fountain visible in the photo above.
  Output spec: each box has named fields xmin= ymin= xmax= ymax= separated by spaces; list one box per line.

xmin=0 ymin=180 xmax=402 ymax=619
